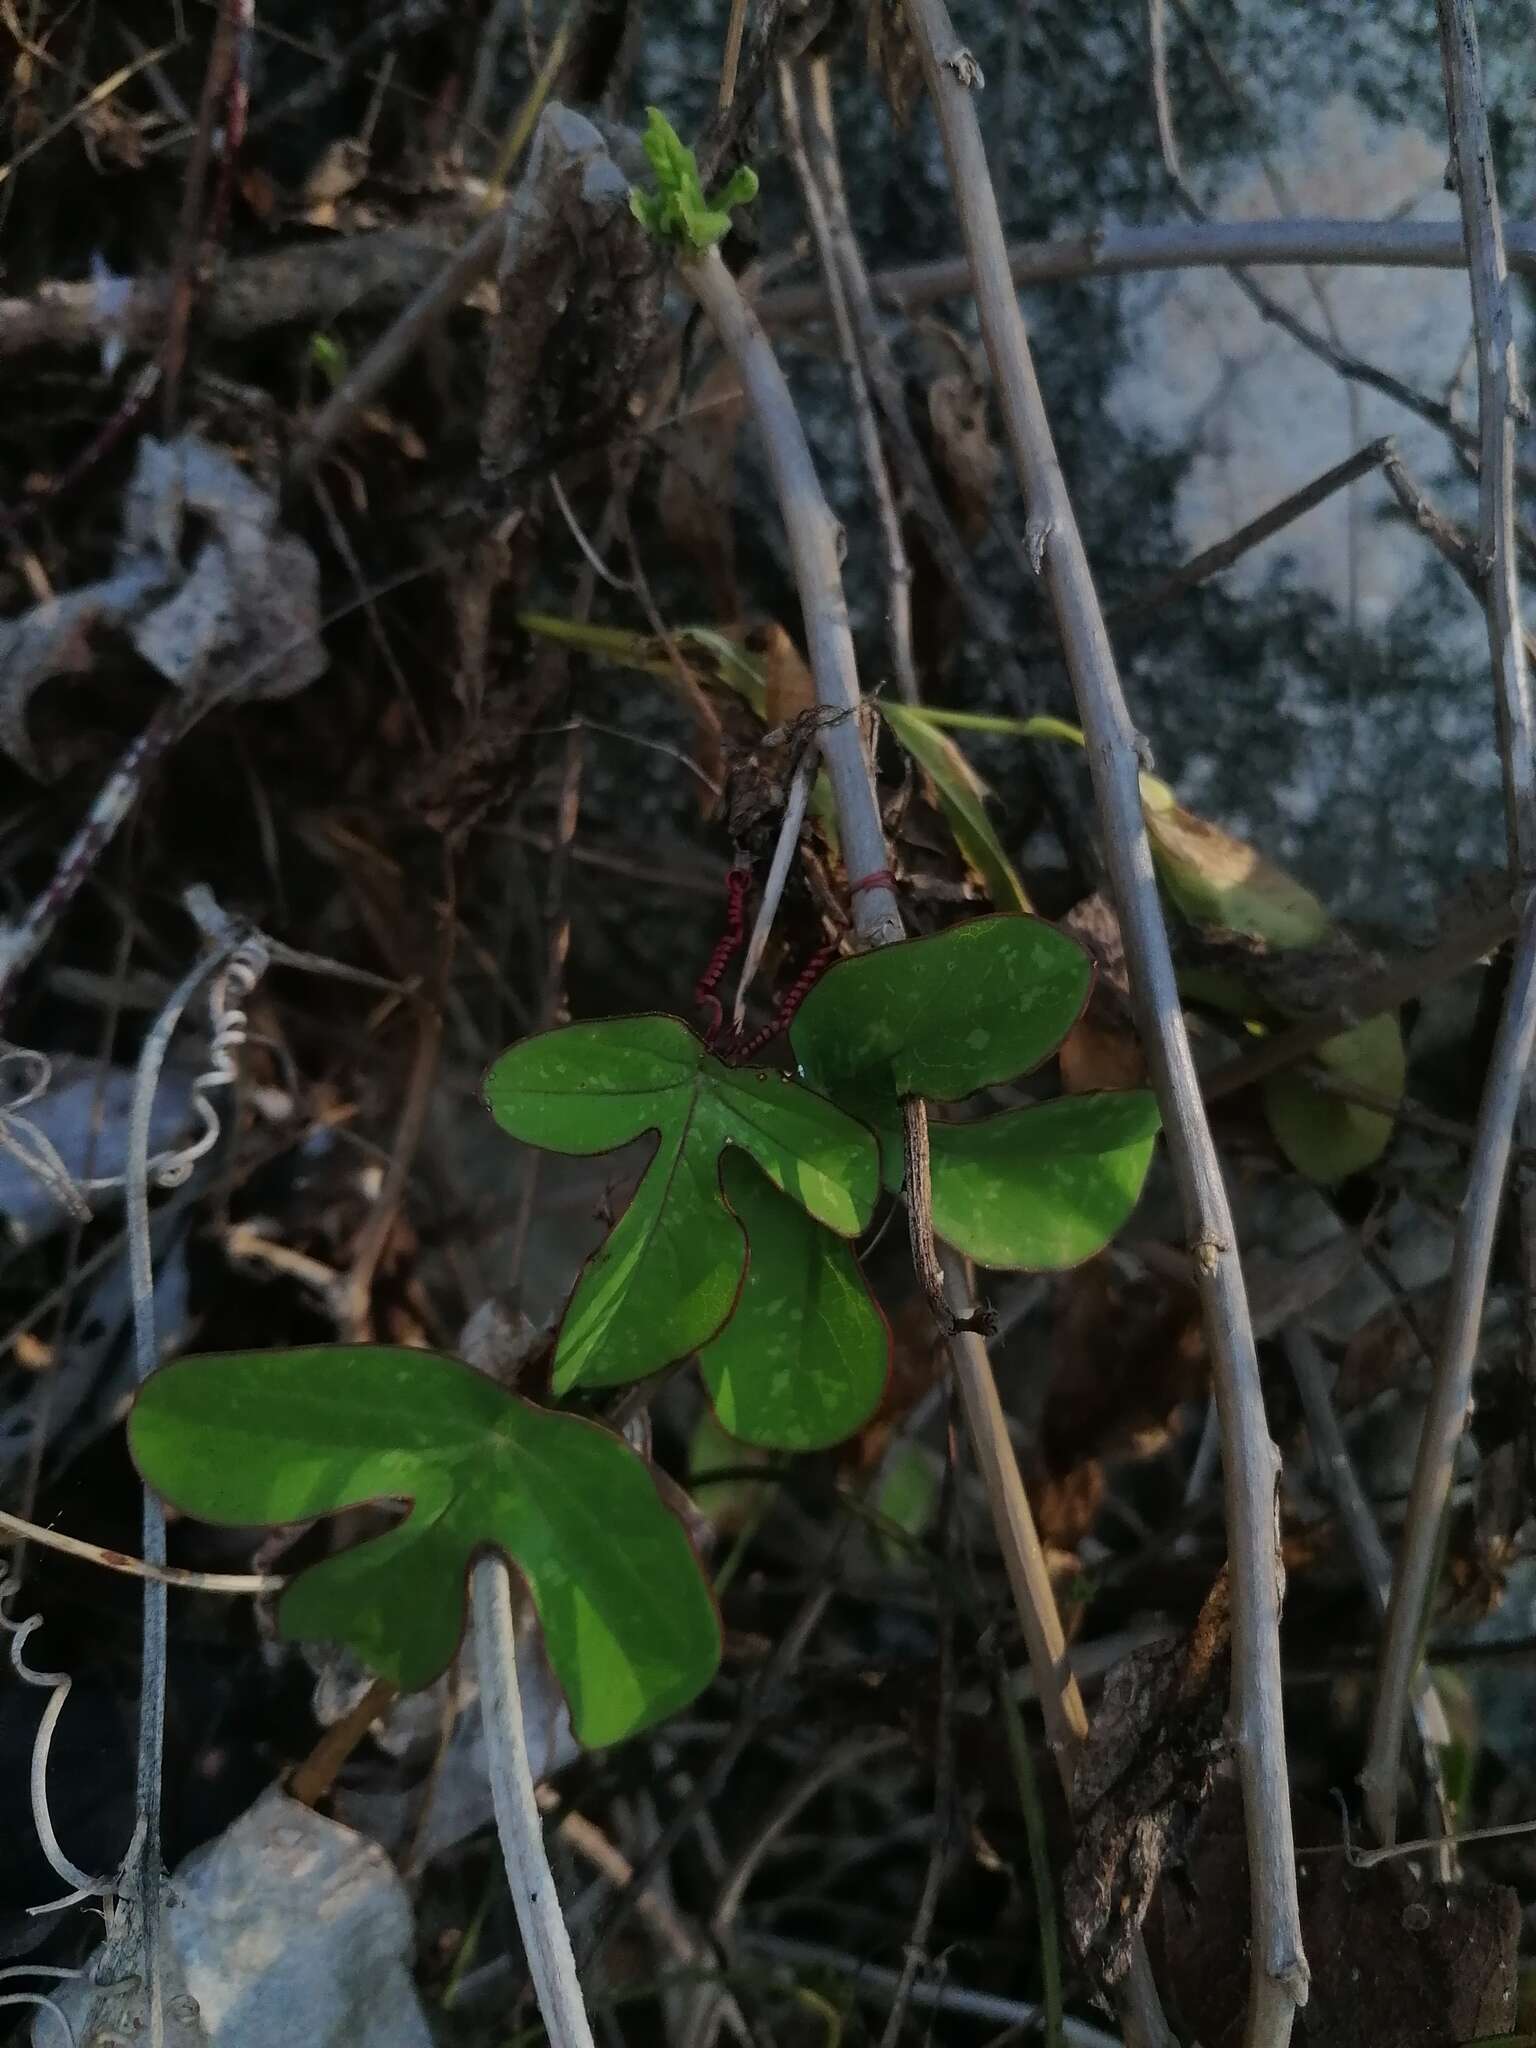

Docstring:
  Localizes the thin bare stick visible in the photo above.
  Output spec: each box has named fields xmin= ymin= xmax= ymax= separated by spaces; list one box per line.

xmin=1203 ymin=894 xmax=1520 ymax=1103
xmin=685 ymin=1731 xmax=906 ymax=2048
xmin=1144 ymin=0 xmax=1495 ymax=493
xmin=12 ymin=214 xmax=1536 ymax=369
xmin=1435 ymin=0 xmax=1535 ymax=873
xmin=288 ymin=207 xmax=508 ymax=483
xmin=680 ymin=248 xmax=901 ymax=945
xmin=1382 ymin=449 xmax=1536 ymax=671
xmin=0 ymin=1511 xmax=281 ymax=1595
xmin=1282 ymin=1330 xmax=1455 ymax=1876
xmin=757 ymin=215 xmax=1536 ymax=327
xmin=160 ymin=2 xmax=240 ymax=432
xmin=102 ymin=911 xmax=242 ymax=2048
xmin=0 ymin=694 xmax=204 ymax=1023
xmin=943 ymin=1253 xmax=1170 ymax=2047
xmin=471 ymin=1555 xmax=596 ymax=2048
xmin=1362 ymin=3 xmax=1536 ymax=1850
xmin=798 ymin=54 xmax=1094 ymax=875
xmin=779 ymin=61 xmax=919 ymax=705
xmin=731 ymin=750 xmax=815 ymax=1031
xmin=1109 ymin=438 xmax=1394 ymax=626
xmin=1363 ymin=891 xmax=1536 ymax=1841
xmin=899 ymin=6 xmax=1306 ymax=2039
xmin=718 ymin=0 xmax=750 ymax=113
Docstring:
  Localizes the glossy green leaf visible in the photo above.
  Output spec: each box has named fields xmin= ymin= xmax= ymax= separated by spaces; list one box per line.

xmin=927 ymin=1093 xmax=1160 ymax=1268
xmin=882 ymin=702 xmax=1032 ymax=913
xmin=1260 ymin=1012 xmax=1406 ymax=1183
xmin=791 ymin=916 xmax=1092 ymax=1123
xmin=129 ymin=1346 xmax=721 ymax=1743
xmin=699 ymin=1152 xmax=889 ymax=1450
xmin=484 ymin=1015 xmax=878 ymax=1388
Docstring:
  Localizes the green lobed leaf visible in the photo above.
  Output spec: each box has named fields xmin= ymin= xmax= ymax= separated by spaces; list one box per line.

xmin=882 ymin=701 xmax=1032 ymax=913
xmin=699 ymin=1152 xmax=889 ymax=1450
xmin=129 ymin=1346 xmax=721 ymax=1743
xmin=484 ymin=1015 xmax=879 ymax=1388
xmin=1260 ymin=1012 xmax=1406 ymax=1183
xmin=927 ymin=1093 xmax=1160 ymax=1268
xmin=791 ymin=916 xmax=1092 ymax=1121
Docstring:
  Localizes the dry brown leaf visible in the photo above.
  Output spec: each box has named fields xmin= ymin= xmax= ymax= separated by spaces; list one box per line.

xmin=748 ymin=620 xmax=817 ymax=730
xmin=1044 ymin=1256 xmax=1206 ymax=1476
xmin=927 ymin=362 xmax=1000 ymax=547
xmin=1060 ymin=1002 xmax=1148 ymax=1093
xmin=1152 ymin=1781 xmax=1519 ymax=2048
xmin=1064 ymin=1569 xmax=1231 ymax=1987
xmin=866 ymin=0 xmax=925 ymax=127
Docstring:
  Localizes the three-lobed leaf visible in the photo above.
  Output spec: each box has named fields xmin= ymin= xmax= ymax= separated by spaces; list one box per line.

xmin=129 ymin=1345 xmax=721 ymax=1745
xmin=484 ymin=1015 xmax=878 ymax=1388
xmin=698 ymin=1152 xmax=889 ymax=1449
xmin=792 ymin=918 xmax=1159 ymax=1269
xmin=928 ymin=1094 xmax=1160 ymax=1268
xmin=792 ymin=915 xmax=1092 ymax=1122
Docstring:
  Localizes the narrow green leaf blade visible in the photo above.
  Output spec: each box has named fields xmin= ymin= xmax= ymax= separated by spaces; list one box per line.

xmin=699 ymin=1153 xmax=889 ymax=1450
xmin=130 ymin=1346 xmax=720 ymax=1744
xmin=883 ymin=701 xmax=1032 ymax=913
xmin=792 ymin=916 xmax=1092 ymax=1108
xmin=928 ymin=1093 xmax=1160 ymax=1268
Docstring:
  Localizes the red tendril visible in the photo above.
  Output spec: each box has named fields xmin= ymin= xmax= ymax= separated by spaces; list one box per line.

xmin=730 ymin=937 xmax=841 ymax=1065
xmin=694 ymin=865 xmax=752 ymax=1046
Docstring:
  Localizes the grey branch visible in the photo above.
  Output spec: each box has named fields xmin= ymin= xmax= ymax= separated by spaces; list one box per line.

xmin=8 ymin=215 xmax=1536 ymax=365
xmin=681 ymin=246 xmax=902 ymax=947
xmin=1361 ymin=890 xmax=1536 ymax=1839
xmin=756 ymin=215 xmax=1536 ymax=326
xmin=899 ymin=0 xmax=1307 ymax=2038
xmin=471 ymin=1558 xmax=596 ymax=2048
xmin=1364 ymin=0 xmax=1536 ymax=1853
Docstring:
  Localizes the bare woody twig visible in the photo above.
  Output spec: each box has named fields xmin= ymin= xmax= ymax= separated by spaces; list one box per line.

xmin=1383 ymin=450 xmax=1536 ymax=671
xmin=0 ymin=1510 xmax=280 ymax=1595
xmin=757 ymin=215 xmax=1536 ymax=325
xmin=471 ymin=1557 xmax=596 ymax=2048
xmin=778 ymin=61 xmax=919 ymax=706
xmin=1281 ymin=1330 xmax=1455 ymax=1877
xmin=1109 ymin=438 xmax=1394 ymax=627
xmin=13 ymin=216 xmax=1536 ymax=368
xmin=1362 ymin=891 xmax=1536 ymax=1840
xmin=681 ymin=248 xmax=901 ymax=947
xmin=1144 ymin=0 xmax=1499 ymax=491
xmin=1202 ymin=893 xmax=1520 ymax=1103
xmin=899 ymin=6 xmax=1307 ymax=2042
xmin=1364 ymin=0 xmax=1536 ymax=1852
